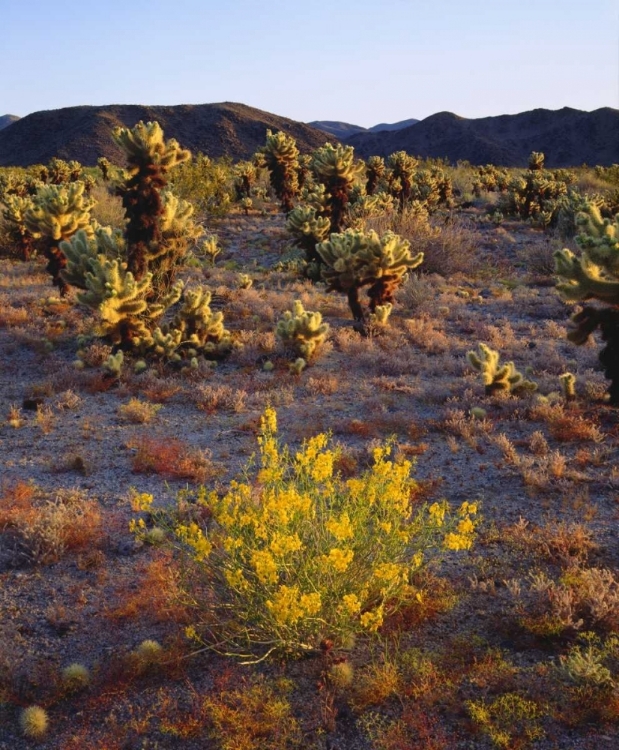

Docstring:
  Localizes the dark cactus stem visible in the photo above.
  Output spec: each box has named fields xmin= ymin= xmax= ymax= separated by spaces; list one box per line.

xmin=272 ymin=168 xmax=296 ymax=213
xmin=117 ymin=165 xmax=165 ymax=281
xmin=328 ymin=182 xmax=349 ymax=234
xmin=347 ymin=287 xmax=366 ymax=325
xmin=367 ymin=276 xmax=399 ymax=312
xmin=398 ymin=178 xmax=412 ymax=213
xmin=598 ymin=309 xmax=619 ymax=406
xmin=366 ymin=174 xmax=379 ymax=196
xmin=43 ymin=242 xmax=69 ymax=296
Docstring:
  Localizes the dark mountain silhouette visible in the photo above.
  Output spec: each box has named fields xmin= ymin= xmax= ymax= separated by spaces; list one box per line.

xmin=308 ymin=121 xmax=367 ymax=139
xmin=0 ymin=103 xmax=335 ymax=167
xmin=309 ymin=118 xmax=419 ymax=139
xmin=368 ymin=118 xmax=419 ymax=133
xmin=0 ymin=115 xmax=19 ymax=131
xmin=344 ymin=107 xmax=619 ymax=166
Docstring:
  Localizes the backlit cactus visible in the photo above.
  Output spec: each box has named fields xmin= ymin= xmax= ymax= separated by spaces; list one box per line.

xmin=1 ymin=193 xmax=36 ymax=260
xmin=311 ymin=143 xmax=365 ymax=233
xmin=365 ymin=156 xmax=385 ymax=196
xmin=113 ymin=120 xmax=191 ymax=283
xmin=387 ymin=151 xmax=418 ymax=212
xmin=467 ymin=343 xmax=537 ymax=395
xmin=555 ymin=203 xmax=619 ymax=403
xmin=276 ymin=300 xmax=330 ymax=360
xmin=317 ymin=229 xmax=423 ymax=328
xmin=25 ymin=181 xmax=95 ymax=294
xmin=260 ymin=130 xmax=300 ymax=212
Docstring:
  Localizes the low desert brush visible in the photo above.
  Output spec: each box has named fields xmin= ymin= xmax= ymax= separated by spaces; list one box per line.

xmin=132 ymin=407 xmax=478 ymax=660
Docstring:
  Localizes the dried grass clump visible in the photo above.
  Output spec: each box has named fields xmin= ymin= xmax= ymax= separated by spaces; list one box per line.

xmin=128 ymin=436 xmax=218 ymax=482
xmin=195 ymin=383 xmax=247 ymax=413
xmin=0 ymin=487 xmax=102 ymax=564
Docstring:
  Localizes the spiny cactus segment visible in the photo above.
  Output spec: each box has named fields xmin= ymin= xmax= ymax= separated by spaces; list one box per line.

xmin=555 ymin=202 xmax=619 ymax=404
xmin=467 ymin=343 xmax=537 ymax=396
xmin=276 ymin=300 xmax=330 ymax=360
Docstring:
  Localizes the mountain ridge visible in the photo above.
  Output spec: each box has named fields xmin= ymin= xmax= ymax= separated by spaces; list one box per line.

xmin=0 ymin=103 xmax=616 ymax=168
xmin=0 ymin=102 xmax=335 ymax=167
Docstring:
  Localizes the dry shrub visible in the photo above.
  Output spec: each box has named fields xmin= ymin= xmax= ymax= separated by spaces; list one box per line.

xmin=403 ymin=316 xmax=449 ymax=353
xmin=195 ymin=383 xmax=247 ymax=413
xmin=89 ymin=183 xmax=126 ymax=230
xmin=368 ymin=211 xmax=479 ymax=276
xmin=203 ymin=678 xmax=302 ymax=750
xmin=139 ymin=375 xmax=183 ymax=403
xmin=352 ymin=661 xmax=402 ymax=710
xmin=507 ymin=567 xmax=619 ymax=638
xmin=530 ymin=402 xmax=604 ymax=443
xmin=128 ymin=436 xmax=218 ymax=482
xmin=0 ymin=487 xmax=102 ymax=564
xmin=106 ymin=551 xmax=189 ymax=624
xmin=118 ymin=398 xmax=162 ymax=424
xmin=397 ymin=274 xmax=435 ymax=312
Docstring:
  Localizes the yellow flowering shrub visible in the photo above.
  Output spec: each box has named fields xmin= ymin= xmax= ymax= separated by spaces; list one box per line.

xmin=136 ymin=407 xmax=478 ymax=659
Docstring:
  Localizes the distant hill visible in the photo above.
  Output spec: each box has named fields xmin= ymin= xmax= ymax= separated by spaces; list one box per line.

xmin=0 ymin=114 xmax=19 ymax=131
xmin=0 ymin=103 xmax=336 ymax=167
xmin=307 ymin=121 xmax=367 ymax=139
xmin=368 ymin=118 xmax=419 ymax=133
xmin=309 ymin=118 xmax=419 ymax=139
xmin=344 ymin=107 xmax=619 ymax=166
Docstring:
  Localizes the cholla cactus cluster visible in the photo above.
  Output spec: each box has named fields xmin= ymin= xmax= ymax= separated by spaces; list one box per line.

xmin=318 ymin=229 xmax=423 ymax=327
xmin=311 ymin=143 xmax=365 ymax=233
xmin=276 ymin=300 xmax=330 ymax=360
xmin=60 ymin=121 xmax=229 ymax=362
xmin=259 ymin=130 xmax=300 ymax=212
xmin=25 ymin=181 xmax=95 ymax=294
xmin=555 ymin=202 xmax=619 ymax=404
xmin=467 ymin=343 xmax=537 ymax=396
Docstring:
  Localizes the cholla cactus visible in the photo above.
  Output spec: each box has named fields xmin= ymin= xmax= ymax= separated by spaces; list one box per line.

xmin=97 ymin=156 xmax=111 ymax=181
xmin=113 ymin=120 xmax=191 ymax=283
xmin=555 ymin=203 xmax=619 ymax=404
xmin=559 ymin=372 xmax=576 ymax=402
xmin=103 ymin=351 xmax=124 ymax=379
xmin=260 ymin=130 xmax=300 ymax=212
xmin=201 ymin=234 xmax=221 ymax=265
xmin=286 ymin=204 xmax=330 ymax=269
xmin=311 ymin=143 xmax=365 ymax=233
xmin=317 ymin=229 xmax=423 ymax=327
xmin=25 ymin=181 xmax=95 ymax=294
xmin=387 ymin=151 xmax=418 ymax=212
xmin=234 ymin=160 xmax=257 ymax=199
xmin=1 ymin=193 xmax=36 ymax=260
xmin=365 ymin=156 xmax=385 ymax=196
xmin=467 ymin=343 xmax=537 ymax=395
xmin=528 ymin=151 xmax=545 ymax=171
xmin=276 ymin=300 xmax=330 ymax=360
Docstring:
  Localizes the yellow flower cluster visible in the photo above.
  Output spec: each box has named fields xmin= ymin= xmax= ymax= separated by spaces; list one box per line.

xmin=266 ymin=585 xmax=322 ymax=626
xmin=326 ymin=512 xmax=354 ymax=541
xmin=443 ymin=501 xmax=478 ymax=550
xmin=251 ymin=549 xmax=279 ymax=584
xmin=175 ymin=522 xmax=212 ymax=562
xmin=270 ymin=533 xmax=303 ymax=557
xmin=165 ymin=408 xmax=479 ymax=658
xmin=130 ymin=491 xmax=154 ymax=512
xmin=360 ymin=605 xmax=384 ymax=632
xmin=326 ymin=547 xmax=355 ymax=573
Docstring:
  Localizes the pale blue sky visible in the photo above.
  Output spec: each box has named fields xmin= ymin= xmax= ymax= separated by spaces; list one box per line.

xmin=2 ymin=0 xmax=617 ymax=126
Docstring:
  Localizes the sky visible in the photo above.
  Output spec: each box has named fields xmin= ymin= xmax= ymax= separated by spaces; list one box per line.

xmin=2 ymin=0 xmax=618 ymax=126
